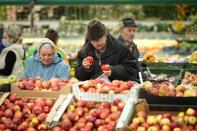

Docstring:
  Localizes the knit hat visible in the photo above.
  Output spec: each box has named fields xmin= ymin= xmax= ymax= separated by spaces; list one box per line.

xmin=38 ymin=38 xmax=56 ymax=52
xmin=87 ymin=20 xmax=107 ymax=41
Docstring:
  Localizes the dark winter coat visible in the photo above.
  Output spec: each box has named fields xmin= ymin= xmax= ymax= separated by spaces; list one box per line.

xmin=117 ymin=36 xmax=140 ymax=61
xmin=75 ymin=35 xmax=138 ymax=81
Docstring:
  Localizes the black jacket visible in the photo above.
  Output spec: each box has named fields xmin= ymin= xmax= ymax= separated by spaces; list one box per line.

xmin=75 ymin=35 xmax=138 ymax=81
xmin=117 ymin=36 xmax=140 ymax=61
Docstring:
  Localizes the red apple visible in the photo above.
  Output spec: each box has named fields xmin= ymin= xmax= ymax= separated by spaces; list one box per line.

xmin=37 ymin=123 xmax=48 ymax=130
xmin=101 ymin=102 xmax=111 ymax=109
xmin=112 ymin=80 xmax=120 ymax=87
xmin=61 ymin=119 xmax=72 ymax=130
xmin=52 ymin=126 xmax=62 ymax=131
xmin=14 ymin=100 xmax=23 ymax=107
xmin=43 ymin=106 xmax=50 ymax=113
xmin=32 ymin=105 xmax=43 ymax=115
xmin=37 ymin=113 xmax=47 ymax=122
xmin=4 ymin=109 xmax=13 ymax=118
xmin=113 ymin=99 xmax=122 ymax=105
xmin=129 ymin=122 xmax=138 ymax=130
xmin=95 ymin=119 xmax=104 ymax=127
xmin=9 ymin=93 xmax=17 ymax=102
xmin=117 ymin=102 xmax=125 ymax=111
xmin=35 ymin=98 xmax=45 ymax=107
xmin=85 ymin=101 xmax=95 ymax=109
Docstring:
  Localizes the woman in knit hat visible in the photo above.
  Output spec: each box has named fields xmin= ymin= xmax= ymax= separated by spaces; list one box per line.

xmin=24 ymin=38 xmax=70 ymax=81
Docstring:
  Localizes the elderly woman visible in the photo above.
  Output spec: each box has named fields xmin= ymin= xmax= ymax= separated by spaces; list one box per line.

xmin=24 ymin=38 xmax=70 ymax=80
xmin=0 ymin=28 xmax=24 ymax=79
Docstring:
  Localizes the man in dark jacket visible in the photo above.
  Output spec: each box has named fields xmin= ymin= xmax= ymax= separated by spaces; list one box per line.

xmin=117 ymin=18 xmax=140 ymax=61
xmin=75 ymin=20 xmax=138 ymax=81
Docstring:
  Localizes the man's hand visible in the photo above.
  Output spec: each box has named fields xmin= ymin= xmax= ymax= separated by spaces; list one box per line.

xmin=82 ymin=56 xmax=94 ymax=69
xmin=101 ymin=64 xmax=111 ymax=77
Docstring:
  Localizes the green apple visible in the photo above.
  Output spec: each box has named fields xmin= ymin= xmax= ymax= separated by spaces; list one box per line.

xmin=188 ymin=116 xmax=196 ymax=125
xmin=8 ymin=75 xmax=16 ymax=83
xmin=2 ymin=79 xmax=9 ymax=84
xmin=0 ymin=78 xmax=3 ymax=87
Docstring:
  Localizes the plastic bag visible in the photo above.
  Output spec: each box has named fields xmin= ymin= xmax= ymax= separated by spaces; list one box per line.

xmin=97 ymin=73 xmax=110 ymax=82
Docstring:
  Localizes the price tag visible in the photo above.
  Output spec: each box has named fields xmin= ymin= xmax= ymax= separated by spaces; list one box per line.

xmin=53 ymin=94 xmax=74 ymax=122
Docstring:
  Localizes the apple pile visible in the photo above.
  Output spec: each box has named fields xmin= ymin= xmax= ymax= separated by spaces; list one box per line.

xmin=17 ymin=77 xmax=79 ymax=91
xmin=181 ymin=71 xmax=197 ymax=86
xmin=0 ymin=93 xmax=54 ymax=130
xmin=80 ymin=79 xmax=136 ymax=94
xmin=129 ymin=108 xmax=197 ymax=131
xmin=51 ymin=98 xmax=125 ymax=131
xmin=143 ymin=81 xmax=197 ymax=97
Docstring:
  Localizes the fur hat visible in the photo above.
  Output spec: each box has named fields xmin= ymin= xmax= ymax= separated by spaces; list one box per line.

xmin=87 ymin=20 xmax=107 ymax=41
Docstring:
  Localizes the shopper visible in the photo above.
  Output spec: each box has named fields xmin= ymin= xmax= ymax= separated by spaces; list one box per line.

xmin=0 ymin=25 xmax=22 ymax=54
xmin=25 ymin=29 xmax=69 ymax=66
xmin=117 ymin=18 xmax=140 ymax=61
xmin=0 ymin=28 xmax=25 ymax=79
xmin=75 ymin=20 xmax=138 ymax=81
xmin=24 ymin=38 xmax=70 ymax=81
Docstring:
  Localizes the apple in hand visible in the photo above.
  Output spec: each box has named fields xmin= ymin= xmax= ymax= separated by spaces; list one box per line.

xmin=87 ymin=56 xmax=94 ymax=63
xmin=101 ymin=64 xmax=110 ymax=71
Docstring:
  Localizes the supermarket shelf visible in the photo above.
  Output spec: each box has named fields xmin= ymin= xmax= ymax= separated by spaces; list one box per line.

xmin=0 ymin=0 xmax=197 ymax=5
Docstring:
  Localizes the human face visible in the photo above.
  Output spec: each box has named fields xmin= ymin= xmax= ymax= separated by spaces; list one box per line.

xmin=120 ymin=26 xmax=136 ymax=43
xmin=39 ymin=46 xmax=54 ymax=65
xmin=91 ymin=35 xmax=107 ymax=50
xmin=2 ymin=32 xmax=12 ymax=46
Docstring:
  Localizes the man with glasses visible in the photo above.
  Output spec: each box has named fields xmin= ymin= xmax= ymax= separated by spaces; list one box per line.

xmin=117 ymin=18 xmax=140 ymax=61
xmin=75 ymin=20 xmax=138 ymax=81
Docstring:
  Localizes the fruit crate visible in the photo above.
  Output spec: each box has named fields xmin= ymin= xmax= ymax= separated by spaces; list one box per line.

xmin=178 ymin=69 xmax=197 ymax=86
xmin=72 ymin=81 xmax=139 ymax=102
xmin=142 ymin=62 xmax=184 ymax=70
xmin=142 ymin=68 xmax=182 ymax=86
xmin=138 ymin=88 xmax=197 ymax=106
xmin=0 ymin=84 xmax=10 ymax=92
xmin=11 ymin=83 xmax=71 ymax=99
xmin=0 ymin=92 xmax=63 ymax=130
xmin=128 ymin=99 xmax=197 ymax=131
xmin=48 ymin=93 xmax=136 ymax=130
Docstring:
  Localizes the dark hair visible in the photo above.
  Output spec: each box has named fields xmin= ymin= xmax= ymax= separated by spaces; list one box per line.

xmin=45 ymin=29 xmax=59 ymax=45
xmin=87 ymin=20 xmax=107 ymax=41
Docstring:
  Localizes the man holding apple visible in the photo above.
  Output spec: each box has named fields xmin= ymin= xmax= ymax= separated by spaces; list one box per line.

xmin=75 ymin=20 xmax=138 ymax=81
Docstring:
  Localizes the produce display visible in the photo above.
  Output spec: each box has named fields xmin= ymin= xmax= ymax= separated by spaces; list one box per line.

xmin=129 ymin=108 xmax=197 ymax=131
xmin=0 ymin=93 xmax=54 ymax=130
xmin=17 ymin=77 xmax=79 ymax=91
xmin=187 ymin=51 xmax=197 ymax=63
xmin=143 ymin=52 xmax=158 ymax=62
xmin=181 ymin=71 xmax=197 ymax=87
xmin=80 ymin=79 xmax=137 ymax=94
xmin=143 ymin=81 xmax=197 ymax=97
xmin=51 ymin=98 xmax=125 ymax=131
